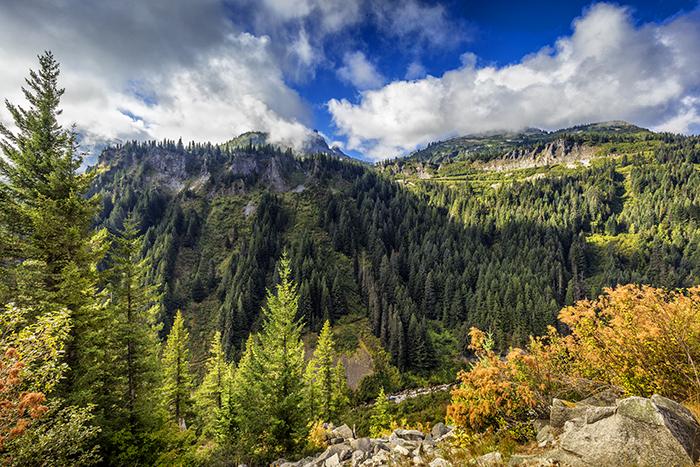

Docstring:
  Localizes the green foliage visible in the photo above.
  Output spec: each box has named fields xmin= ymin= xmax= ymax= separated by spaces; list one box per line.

xmin=162 ymin=311 xmax=193 ymax=429
xmin=369 ymin=388 xmax=392 ymax=437
xmin=3 ymin=404 xmax=101 ymax=467
xmin=304 ymin=320 xmax=349 ymax=423
xmin=193 ymin=331 xmax=234 ymax=439
xmin=224 ymin=255 xmax=307 ymax=463
xmin=0 ymin=51 xmax=104 ymax=314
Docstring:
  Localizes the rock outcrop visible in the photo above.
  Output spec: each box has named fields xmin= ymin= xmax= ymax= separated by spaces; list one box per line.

xmin=277 ymin=423 xmax=456 ymax=467
xmin=517 ymin=393 xmax=700 ymax=467
xmin=279 ymin=394 xmax=700 ymax=467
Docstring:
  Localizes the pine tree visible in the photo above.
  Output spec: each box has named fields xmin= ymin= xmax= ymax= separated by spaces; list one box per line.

xmin=256 ymin=254 xmax=306 ymax=455
xmin=162 ymin=311 xmax=193 ymax=430
xmin=194 ymin=331 xmax=234 ymax=439
xmin=228 ymin=335 xmax=265 ymax=457
xmin=305 ymin=320 xmax=341 ymax=422
xmin=369 ymin=387 xmax=392 ymax=437
xmin=0 ymin=51 xmax=103 ymax=312
xmin=110 ymin=213 xmax=163 ymax=429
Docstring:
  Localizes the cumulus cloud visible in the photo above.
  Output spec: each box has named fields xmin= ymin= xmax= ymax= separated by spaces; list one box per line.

xmin=0 ymin=0 xmax=314 ymax=159
xmin=405 ymin=62 xmax=427 ymax=80
xmin=337 ymin=52 xmax=386 ymax=90
xmin=328 ymin=3 xmax=700 ymax=160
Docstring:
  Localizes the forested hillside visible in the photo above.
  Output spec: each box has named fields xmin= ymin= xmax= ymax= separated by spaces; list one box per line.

xmin=91 ymin=119 xmax=700 ymax=367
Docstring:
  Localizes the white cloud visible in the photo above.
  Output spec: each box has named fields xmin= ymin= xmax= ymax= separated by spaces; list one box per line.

xmin=328 ymin=3 xmax=700 ymax=160
xmin=0 ymin=0 xmax=314 ymax=157
xmin=371 ymin=0 xmax=469 ymax=50
xmin=337 ymin=51 xmax=386 ymax=90
xmin=405 ymin=62 xmax=427 ymax=80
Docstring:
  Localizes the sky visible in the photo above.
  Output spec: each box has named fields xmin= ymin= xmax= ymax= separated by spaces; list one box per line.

xmin=0 ymin=0 xmax=699 ymax=162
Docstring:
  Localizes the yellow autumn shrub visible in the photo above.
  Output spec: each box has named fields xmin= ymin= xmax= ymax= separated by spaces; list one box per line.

xmin=559 ymin=284 xmax=700 ymax=400
xmin=447 ymin=285 xmax=700 ymax=436
xmin=446 ymin=328 xmax=542 ymax=435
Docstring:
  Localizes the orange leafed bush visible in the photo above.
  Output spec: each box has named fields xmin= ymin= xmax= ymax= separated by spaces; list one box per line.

xmin=558 ymin=284 xmax=700 ymax=400
xmin=0 ymin=347 xmax=48 ymax=450
xmin=447 ymin=328 xmax=541 ymax=434
xmin=447 ymin=285 xmax=700 ymax=435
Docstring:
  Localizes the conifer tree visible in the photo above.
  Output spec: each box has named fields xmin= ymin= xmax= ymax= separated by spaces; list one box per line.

xmin=100 ymin=213 xmax=164 ymax=457
xmin=369 ymin=387 xmax=392 ymax=437
xmin=228 ymin=334 xmax=265 ymax=457
xmin=0 ymin=51 xmax=106 ymax=464
xmin=194 ymin=331 xmax=234 ymax=439
xmin=256 ymin=254 xmax=306 ymax=455
xmin=0 ymin=51 xmax=103 ymax=312
xmin=305 ymin=320 xmax=341 ymax=422
xmin=162 ymin=311 xmax=193 ymax=430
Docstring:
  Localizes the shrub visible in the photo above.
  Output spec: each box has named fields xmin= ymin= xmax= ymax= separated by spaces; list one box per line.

xmin=558 ymin=284 xmax=700 ymax=400
xmin=446 ymin=328 xmax=541 ymax=435
xmin=447 ymin=284 xmax=700 ymax=437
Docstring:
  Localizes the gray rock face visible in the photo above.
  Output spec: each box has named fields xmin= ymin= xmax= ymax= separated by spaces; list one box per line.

xmin=475 ymin=451 xmax=503 ymax=466
xmin=548 ymin=394 xmax=700 ymax=467
xmin=431 ymin=422 xmax=450 ymax=439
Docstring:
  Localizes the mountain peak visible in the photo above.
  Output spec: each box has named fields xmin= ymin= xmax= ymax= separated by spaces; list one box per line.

xmin=223 ymin=130 xmax=349 ymax=158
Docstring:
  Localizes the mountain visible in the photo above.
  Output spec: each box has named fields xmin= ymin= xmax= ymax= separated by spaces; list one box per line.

xmin=223 ymin=129 xmax=350 ymax=159
xmin=90 ymin=124 xmax=700 ymax=386
xmin=393 ymin=120 xmax=657 ymax=167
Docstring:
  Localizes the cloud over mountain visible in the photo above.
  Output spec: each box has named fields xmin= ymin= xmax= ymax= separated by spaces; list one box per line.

xmin=328 ymin=3 xmax=700 ymax=160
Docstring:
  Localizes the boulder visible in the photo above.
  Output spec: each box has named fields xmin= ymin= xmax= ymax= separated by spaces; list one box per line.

xmin=350 ymin=437 xmax=372 ymax=453
xmin=551 ymin=395 xmax=700 ymax=466
xmin=391 ymin=429 xmax=425 ymax=442
xmin=431 ymin=422 xmax=450 ymax=439
xmin=651 ymin=394 xmax=700 ymax=460
xmin=535 ymin=424 xmax=554 ymax=448
xmin=351 ymin=450 xmax=366 ymax=466
xmin=429 ymin=458 xmax=452 ymax=467
xmin=323 ymin=453 xmax=340 ymax=467
xmin=476 ymin=451 xmax=503 ymax=466
xmin=332 ymin=424 xmax=354 ymax=440
xmin=550 ymin=398 xmax=588 ymax=428
xmin=393 ymin=444 xmax=411 ymax=456
xmin=317 ymin=444 xmax=352 ymax=463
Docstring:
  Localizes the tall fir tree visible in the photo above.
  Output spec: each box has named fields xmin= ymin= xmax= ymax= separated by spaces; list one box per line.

xmin=0 ymin=51 xmax=107 ymax=461
xmin=256 ymin=254 xmax=306 ymax=456
xmin=304 ymin=320 xmax=348 ymax=422
xmin=0 ymin=51 xmax=104 ymax=314
xmin=162 ymin=311 xmax=193 ymax=430
xmin=194 ymin=331 xmax=234 ymax=439
xmin=103 ymin=213 xmax=164 ymax=460
xmin=227 ymin=335 xmax=265 ymax=460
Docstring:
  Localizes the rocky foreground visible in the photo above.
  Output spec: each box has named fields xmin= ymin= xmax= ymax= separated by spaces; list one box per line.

xmin=277 ymin=393 xmax=700 ymax=467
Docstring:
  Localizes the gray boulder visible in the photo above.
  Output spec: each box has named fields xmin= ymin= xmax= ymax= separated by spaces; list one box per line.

xmin=390 ymin=429 xmax=425 ymax=442
xmin=429 ymin=458 xmax=452 ymax=467
xmin=350 ymin=437 xmax=372 ymax=453
xmin=332 ymin=424 xmax=354 ymax=440
xmin=475 ymin=451 xmax=503 ymax=466
xmin=549 ymin=398 xmax=589 ymax=428
xmin=431 ymin=422 xmax=450 ymax=439
xmin=551 ymin=394 xmax=700 ymax=467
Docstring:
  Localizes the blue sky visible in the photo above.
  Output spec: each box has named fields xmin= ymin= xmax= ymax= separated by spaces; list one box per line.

xmin=293 ymin=0 xmax=700 ymax=157
xmin=1 ymin=0 xmax=699 ymax=161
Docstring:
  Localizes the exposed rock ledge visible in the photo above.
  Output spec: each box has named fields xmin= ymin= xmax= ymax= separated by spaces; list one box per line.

xmin=276 ymin=393 xmax=700 ymax=467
